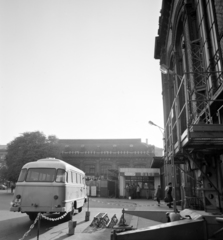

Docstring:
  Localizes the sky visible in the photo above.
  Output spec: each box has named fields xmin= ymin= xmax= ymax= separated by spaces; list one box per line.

xmin=0 ymin=0 xmax=164 ymax=148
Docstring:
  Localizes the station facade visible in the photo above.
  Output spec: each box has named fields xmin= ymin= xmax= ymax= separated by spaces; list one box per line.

xmin=59 ymin=138 xmax=161 ymax=198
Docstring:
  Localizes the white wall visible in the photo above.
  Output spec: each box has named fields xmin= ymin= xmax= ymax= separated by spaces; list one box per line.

xmin=119 ymin=168 xmax=160 ymax=175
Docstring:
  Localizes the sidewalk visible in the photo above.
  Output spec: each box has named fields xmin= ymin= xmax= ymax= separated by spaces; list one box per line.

xmin=29 ymin=206 xmax=124 ymax=240
xmin=27 ymin=198 xmax=165 ymax=240
xmin=124 ymin=199 xmax=211 ymax=229
xmin=29 ymin=198 xmax=209 ymax=240
xmin=126 ymin=199 xmax=177 ymax=229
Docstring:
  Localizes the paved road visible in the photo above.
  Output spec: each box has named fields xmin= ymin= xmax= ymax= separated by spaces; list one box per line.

xmin=0 ymin=191 xmax=138 ymax=240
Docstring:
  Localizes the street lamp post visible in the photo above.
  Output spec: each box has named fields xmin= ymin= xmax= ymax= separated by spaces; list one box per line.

xmin=149 ymin=120 xmax=177 ymax=212
xmin=148 ymin=120 xmax=165 ymax=148
xmin=158 ymin=64 xmax=179 ymax=213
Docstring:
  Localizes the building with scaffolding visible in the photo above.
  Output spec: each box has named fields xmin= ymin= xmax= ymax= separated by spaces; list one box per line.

xmin=154 ymin=0 xmax=223 ymax=213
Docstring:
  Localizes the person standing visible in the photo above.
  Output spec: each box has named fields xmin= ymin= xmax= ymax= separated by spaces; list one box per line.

xmin=129 ymin=183 xmax=133 ymax=199
xmin=165 ymin=182 xmax=173 ymax=208
xmin=136 ymin=184 xmax=141 ymax=199
xmin=10 ymin=182 xmax=15 ymax=194
xmin=132 ymin=183 xmax=136 ymax=199
xmin=144 ymin=183 xmax=149 ymax=199
xmin=155 ymin=185 xmax=162 ymax=206
xmin=125 ymin=183 xmax=129 ymax=199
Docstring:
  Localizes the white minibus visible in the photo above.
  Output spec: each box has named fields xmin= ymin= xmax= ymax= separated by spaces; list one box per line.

xmin=10 ymin=158 xmax=87 ymax=221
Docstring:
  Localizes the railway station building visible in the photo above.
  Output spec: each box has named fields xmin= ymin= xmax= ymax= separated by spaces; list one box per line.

xmin=59 ymin=139 xmax=162 ymax=198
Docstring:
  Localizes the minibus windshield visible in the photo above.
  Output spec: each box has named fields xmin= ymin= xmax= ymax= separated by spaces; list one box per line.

xmin=18 ymin=168 xmax=27 ymax=182
xmin=26 ymin=168 xmax=56 ymax=182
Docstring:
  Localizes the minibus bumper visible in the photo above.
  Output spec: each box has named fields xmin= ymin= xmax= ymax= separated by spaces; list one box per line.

xmin=17 ymin=206 xmax=66 ymax=213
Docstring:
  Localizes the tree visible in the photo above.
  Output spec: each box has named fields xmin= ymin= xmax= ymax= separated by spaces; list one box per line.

xmin=5 ymin=131 xmax=61 ymax=182
xmin=0 ymin=165 xmax=8 ymax=182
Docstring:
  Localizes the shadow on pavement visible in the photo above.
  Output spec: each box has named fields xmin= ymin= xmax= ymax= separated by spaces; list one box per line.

xmin=0 ymin=212 xmax=79 ymax=240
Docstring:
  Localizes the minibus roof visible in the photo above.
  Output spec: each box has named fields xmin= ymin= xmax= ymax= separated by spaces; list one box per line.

xmin=22 ymin=158 xmax=84 ymax=174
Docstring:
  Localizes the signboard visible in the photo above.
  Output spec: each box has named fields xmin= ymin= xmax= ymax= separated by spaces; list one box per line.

xmin=125 ymin=176 xmax=154 ymax=182
xmin=124 ymin=172 xmax=135 ymax=176
xmin=91 ymin=186 xmax=97 ymax=196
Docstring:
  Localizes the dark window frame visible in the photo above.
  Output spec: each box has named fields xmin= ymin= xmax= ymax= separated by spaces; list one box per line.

xmin=17 ymin=168 xmax=28 ymax=182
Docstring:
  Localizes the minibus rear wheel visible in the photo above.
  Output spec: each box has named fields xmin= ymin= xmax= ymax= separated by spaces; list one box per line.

xmin=65 ymin=209 xmax=74 ymax=221
xmin=78 ymin=207 xmax=82 ymax=213
xmin=65 ymin=204 xmax=74 ymax=221
xmin=27 ymin=212 xmax=38 ymax=221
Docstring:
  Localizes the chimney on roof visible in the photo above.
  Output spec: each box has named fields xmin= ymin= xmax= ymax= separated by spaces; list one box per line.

xmin=146 ymin=139 xmax=148 ymax=144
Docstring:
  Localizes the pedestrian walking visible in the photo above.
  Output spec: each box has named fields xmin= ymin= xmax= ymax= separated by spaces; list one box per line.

xmin=10 ymin=182 xmax=15 ymax=194
xmin=165 ymin=182 xmax=173 ymax=208
xmin=129 ymin=184 xmax=133 ymax=199
xmin=132 ymin=183 xmax=136 ymax=199
xmin=155 ymin=185 xmax=162 ymax=206
xmin=136 ymin=184 xmax=141 ymax=199
xmin=126 ymin=183 xmax=129 ymax=199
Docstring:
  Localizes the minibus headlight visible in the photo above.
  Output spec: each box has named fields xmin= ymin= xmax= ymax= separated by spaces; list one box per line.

xmin=54 ymin=195 xmax=58 ymax=200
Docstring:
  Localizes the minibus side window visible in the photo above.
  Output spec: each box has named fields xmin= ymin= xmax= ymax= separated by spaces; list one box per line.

xmin=72 ymin=171 xmax=76 ymax=183
xmin=71 ymin=171 xmax=73 ymax=183
xmin=56 ymin=169 xmax=65 ymax=183
xmin=66 ymin=172 xmax=68 ymax=183
xmin=18 ymin=168 xmax=27 ymax=182
xmin=68 ymin=171 xmax=72 ymax=183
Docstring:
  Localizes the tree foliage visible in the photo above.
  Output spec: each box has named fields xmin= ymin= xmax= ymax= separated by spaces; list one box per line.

xmin=0 ymin=165 xmax=8 ymax=182
xmin=5 ymin=131 xmax=61 ymax=182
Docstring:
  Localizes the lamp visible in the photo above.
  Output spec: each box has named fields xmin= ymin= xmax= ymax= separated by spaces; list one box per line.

xmin=160 ymin=64 xmax=182 ymax=81
xmin=160 ymin=64 xmax=169 ymax=74
xmin=160 ymin=64 xmax=175 ymax=75
xmin=148 ymin=120 xmax=165 ymax=153
xmin=148 ymin=120 xmax=164 ymax=130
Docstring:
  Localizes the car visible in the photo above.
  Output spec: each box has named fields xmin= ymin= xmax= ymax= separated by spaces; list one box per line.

xmin=0 ymin=184 xmax=7 ymax=190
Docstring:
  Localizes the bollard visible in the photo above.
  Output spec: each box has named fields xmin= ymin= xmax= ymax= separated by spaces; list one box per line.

xmin=68 ymin=221 xmax=77 ymax=235
xmin=85 ymin=195 xmax=90 ymax=222
xmin=37 ymin=214 xmax=41 ymax=240
xmin=85 ymin=211 xmax=90 ymax=221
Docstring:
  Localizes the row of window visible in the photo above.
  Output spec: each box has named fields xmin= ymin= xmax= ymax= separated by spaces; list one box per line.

xmin=18 ymin=168 xmax=85 ymax=184
xmin=67 ymin=170 xmax=85 ymax=184
xmin=85 ymin=165 xmax=147 ymax=174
